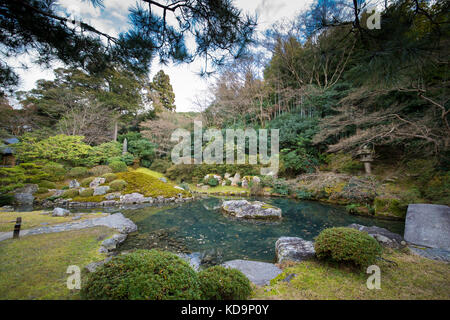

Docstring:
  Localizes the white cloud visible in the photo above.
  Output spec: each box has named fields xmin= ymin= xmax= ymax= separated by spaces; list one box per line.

xmin=9 ymin=0 xmax=315 ymax=112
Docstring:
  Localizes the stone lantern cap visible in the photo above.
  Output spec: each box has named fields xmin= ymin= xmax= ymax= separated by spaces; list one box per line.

xmin=356 ymin=145 xmax=373 ymax=162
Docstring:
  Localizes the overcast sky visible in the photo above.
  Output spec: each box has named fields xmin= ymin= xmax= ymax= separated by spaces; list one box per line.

xmin=11 ymin=0 xmax=314 ymax=112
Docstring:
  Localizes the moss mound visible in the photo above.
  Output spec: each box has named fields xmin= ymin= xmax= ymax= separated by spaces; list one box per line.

xmin=315 ymin=227 xmax=382 ymax=268
xmin=81 ymin=249 xmax=200 ymax=300
xmin=116 ymin=171 xmax=189 ymax=198
xmin=198 ymin=266 xmax=252 ymax=300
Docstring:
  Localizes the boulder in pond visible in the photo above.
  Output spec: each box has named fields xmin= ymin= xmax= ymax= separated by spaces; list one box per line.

xmin=222 ymin=259 xmax=282 ymax=286
xmin=119 ymin=192 xmax=145 ymax=204
xmin=275 ymin=237 xmax=315 ymax=263
xmin=404 ymin=204 xmax=450 ymax=249
xmin=347 ymin=224 xmax=405 ymax=248
xmin=221 ymin=200 xmax=282 ymax=219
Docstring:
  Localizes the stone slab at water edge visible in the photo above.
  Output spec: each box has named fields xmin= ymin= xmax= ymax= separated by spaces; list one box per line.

xmin=222 ymin=260 xmax=282 ymax=286
xmin=404 ymin=204 xmax=450 ymax=249
xmin=221 ymin=200 xmax=282 ymax=220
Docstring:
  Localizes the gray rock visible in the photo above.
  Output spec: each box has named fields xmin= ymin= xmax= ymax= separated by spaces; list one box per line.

xmin=408 ymin=246 xmax=450 ymax=262
xmin=231 ymin=173 xmax=241 ymax=186
xmin=347 ymin=224 xmax=404 ymax=248
xmin=0 ymin=206 xmax=14 ymax=212
xmin=50 ymin=189 xmax=64 ymax=197
xmin=177 ymin=252 xmax=203 ymax=271
xmin=105 ymin=192 xmax=121 ymax=200
xmin=15 ymin=184 xmax=38 ymax=194
xmin=89 ymin=177 xmax=106 ymax=188
xmin=120 ymin=193 xmax=145 ymax=204
xmin=241 ymin=179 xmax=248 ymax=188
xmin=404 ymin=204 xmax=450 ymax=249
xmin=69 ymin=179 xmax=80 ymax=188
xmin=92 ymin=213 xmax=137 ymax=233
xmin=159 ymin=177 xmax=167 ymax=183
xmin=101 ymin=233 xmax=127 ymax=251
xmin=252 ymin=176 xmax=261 ymax=184
xmin=85 ymin=257 xmax=112 ymax=273
xmin=222 ymin=200 xmax=282 ymax=219
xmin=52 ymin=207 xmax=70 ymax=217
xmin=13 ymin=193 xmax=34 ymax=205
xmin=93 ymin=186 xmax=110 ymax=196
xmin=275 ymin=237 xmax=315 ymax=263
xmin=222 ymin=260 xmax=282 ymax=286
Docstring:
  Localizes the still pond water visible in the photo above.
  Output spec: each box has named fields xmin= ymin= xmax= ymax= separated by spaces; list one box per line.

xmin=120 ymin=198 xmax=404 ymax=264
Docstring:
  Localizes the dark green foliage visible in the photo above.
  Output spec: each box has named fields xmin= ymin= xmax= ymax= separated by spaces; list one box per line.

xmin=109 ymin=179 xmax=127 ymax=191
xmin=0 ymin=163 xmax=48 ymax=193
xmin=325 ymin=153 xmax=363 ymax=174
xmin=67 ymin=167 xmax=88 ymax=178
xmin=0 ymin=194 xmax=14 ymax=206
xmin=270 ymin=179 xmax=291 ymax=196
xmin=150 ymin=70 xmax=176 ymax=111
xmin=36 ymin=187 xmax=49 ymax=194
xmin=296 ymin=189 xmax=313 ymax=200
xmin=108 ymin=161 xmax=128 ymax=173
xmin=315 ymin=227 xmax=382 ymax=268
xmin=80 ymin=249 xmax=201 ymax=300
xmin=118 ymin=132 xmax=155 ymax=167
xmin=198 ymin=266 xmax=252 ymax=300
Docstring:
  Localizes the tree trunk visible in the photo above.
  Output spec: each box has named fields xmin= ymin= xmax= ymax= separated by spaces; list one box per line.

xmin=113 ymin=120 xmax=118 ymax=141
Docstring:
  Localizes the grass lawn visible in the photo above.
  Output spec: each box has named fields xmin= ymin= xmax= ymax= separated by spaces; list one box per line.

xmin=252 ymin=249 xmax=450 ymax=300
xmin=189 ymin=184 xmax=249 ymax=195
xmin=0 ymin=211 xmax=104 ymax=232
xmin=0 ymin=226 xmax=115 ymax=299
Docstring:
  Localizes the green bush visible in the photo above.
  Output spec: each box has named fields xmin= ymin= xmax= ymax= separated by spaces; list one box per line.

xmin=315 ymin=227 xmax=382 ymax=267
xmin=109 ymin=179 xmax=127 ymax=191
xmin=88 ymin=165 xmax=112 ymax=176
xmin=80 ymin=177 xmax=95 ymax=187
xmin=272 ymin=179 xmax=290 ymax=195
xmin=79 ymin=188 xmax=94 ymax=197
xmin=38 ymin=180 xmax=56 ymax=189
xmin=36 ymin=187 xmax=49 ymax=194
xmin=198 ymin=266 xmax=252 ymax=300
xmin=80 ymin=249 xmax=201 ymax=300
xmin=108 ymin=161 xmax=127 ymax=173
xmin=179 ymin=182 xmax=190 ymax=191
xmin=0 ymin=194 xmax=14 ymax=206
xmin=149 ymin=159 xmax=172 ymax=174
xmin=101 ymin=173 xmax=118 ymax=183
xmin=206 ymin=177 xmax=219 ymax=187
xmin=62 ymin=189 xmax=80 ymax=199
xmin=42 ymin=162 xmax=66 ymax=181
xmin=225 ymin=179 xmax=232 ymax=186
xmin=67 ymin=167 xmax=88 ymax=178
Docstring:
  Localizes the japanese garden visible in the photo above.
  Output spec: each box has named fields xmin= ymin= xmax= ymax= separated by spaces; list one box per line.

xmin=0 ymin=0 xmax=449 ymax=301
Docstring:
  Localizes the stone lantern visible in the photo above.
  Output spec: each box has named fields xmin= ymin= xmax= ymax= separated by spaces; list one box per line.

xmin=122 ymin=138 xmax=127 ymax=155
xmin=357 ymin=145 xmax=373 ymax=175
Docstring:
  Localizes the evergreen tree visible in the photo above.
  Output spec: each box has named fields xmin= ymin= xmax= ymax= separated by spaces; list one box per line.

xmin=150 ymin=70 xmax=176 ymax=112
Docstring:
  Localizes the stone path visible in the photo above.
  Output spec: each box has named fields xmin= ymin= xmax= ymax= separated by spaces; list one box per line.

xmin=0 ymin=213 xmax=137 ymax=242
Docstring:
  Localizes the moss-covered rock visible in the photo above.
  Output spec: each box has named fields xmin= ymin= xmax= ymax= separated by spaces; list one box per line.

xmin=374 ymin=196 xmax=407 ymax=220
xmin=79 ymin=188 xmax=94 ymax=197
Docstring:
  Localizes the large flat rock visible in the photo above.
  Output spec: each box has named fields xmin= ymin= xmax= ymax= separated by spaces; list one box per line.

xmin=222 ymin=259 xmax=282 ymax=286
xmin=404 ymin=204 xmax=450 ymax=249
xmin=221 ymin=200 xmax=282 ymax=220
xmin=275 ymin=237 xmax=315 ymax=263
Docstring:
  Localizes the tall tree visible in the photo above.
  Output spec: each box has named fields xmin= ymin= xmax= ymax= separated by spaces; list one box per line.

xmin=149 ymin=70 xmax=176 ymax=112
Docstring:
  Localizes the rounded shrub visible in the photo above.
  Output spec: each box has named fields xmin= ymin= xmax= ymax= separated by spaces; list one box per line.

xmin=79 ymin=188 xmax=94 ymax=197
xmin=88 ymin=165 xmax=112 ymax=176
xmin=67 ymin=167 xmax=88 ymax=178
xmin=109 ymin=179 xmax=127 ymax=191
xmin=108 ymin=161 xmax=127 ymax=173
xmin=314 ymin=227 xmax=382 ymax=267
xmin=149 ymin=159 xmax=172 ymax=174
xmin=38 ymin=180 xmax=56 ymax=189
xmin=101 ymin=173 xmax=118 ymax=183
xmin=198 ymin=266 xmax=252 ymax=300
xmin=81 ymin=249 xmax=201 ymax=300
xmin=81 ymin=177 xmax=95 ymax=187
xmin=62 ymin=189 xmax=80 ymax=199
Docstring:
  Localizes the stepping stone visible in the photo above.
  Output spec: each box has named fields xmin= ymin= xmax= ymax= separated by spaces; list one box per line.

xmin=222 ymin=259 xmax=282 ymax=286
xmin=404 ymin=204 xmax=450 ymax=249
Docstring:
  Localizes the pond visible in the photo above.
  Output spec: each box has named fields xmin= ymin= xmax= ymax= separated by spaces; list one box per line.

xmin=119 ymin=197 xmax=405 ymax=265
